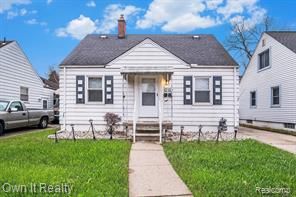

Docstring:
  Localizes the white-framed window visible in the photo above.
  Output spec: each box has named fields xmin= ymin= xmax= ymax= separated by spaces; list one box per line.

xmin=20 ymin=87 xmax=29 ymax=101
xmin=87 ymin=77 xmax=103 ymax=102
xmin=271 ymin=86 xmax=280 ymax=107
xmin=250 ymin=91 xmax=256 ymax=107
xmin=194 ymin=77 xmax=211 ymax=103
xmin=43 ymin=100 xmax=48 ymax=109
xmin=258 ymin=49 xmax=270 ymax=70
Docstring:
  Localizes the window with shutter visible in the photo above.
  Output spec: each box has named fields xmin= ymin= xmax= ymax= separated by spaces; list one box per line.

xmin=194 ymin=77 xmax=210 ymax=103
xmin=87 ymin=77 xmax=103 ymax=102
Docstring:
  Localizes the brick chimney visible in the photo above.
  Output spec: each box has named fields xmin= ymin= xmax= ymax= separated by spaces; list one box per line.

xmin=118 ymin=14 xmax=126 ymax=39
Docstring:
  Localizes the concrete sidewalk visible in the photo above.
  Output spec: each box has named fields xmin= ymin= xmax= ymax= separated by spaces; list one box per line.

xmin=129 ymin=142 xmax=192 ymax=197
xmin=239 ymin=127 xmax=296 ymax=154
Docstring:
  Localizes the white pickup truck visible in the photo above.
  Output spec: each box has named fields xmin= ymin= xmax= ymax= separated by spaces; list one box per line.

xmin=0 ymin=100 xmax=54 ymax=135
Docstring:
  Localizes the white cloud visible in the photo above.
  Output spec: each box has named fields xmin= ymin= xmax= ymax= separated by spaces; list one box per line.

xmin=6 ymin=8 xmax=28 ymax=19
xmin=162 ymin=13 xmax=218 ymax=32
xmin=206 ymin=0 xmax=224 ymax=10
xmin=86 ymin=1 xmax=96 ymax=7
xmin=136 ymin=0 xmax=266 ymax=33
xmin=19 ymin=8 xmax=27 ymax=15
xmin=217 ymin=0 xmax=258 ymax=19
xmin=7 ymin=11 xmax=18 ymax=19
xmin=25 ymin=18 xmax=47 ymax=26
xmin=55 ymin=4 xmax=141 ymax=39
xmin=47 ymin=0 xmax=53 ymax=5
xmin=55 ymin=15 xmax=97 ymax=40
xmin=137 ymin=0 xmax=208 ymax=29
xmin=96 ymin=4 xmax=141 ymax=34
xmin=0 ymin=0 xmax=31 ymax=13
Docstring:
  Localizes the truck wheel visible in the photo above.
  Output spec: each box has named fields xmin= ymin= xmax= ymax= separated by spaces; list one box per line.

xmin=0 ymin=123 xmax=4 ymax=136
xmin=39 ymin=117 xmax=48 ymax=129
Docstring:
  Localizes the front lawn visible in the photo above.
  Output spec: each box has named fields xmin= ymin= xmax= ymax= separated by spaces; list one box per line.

xmin=0 ymin=129 xmax=131 ymax=196
xmin=164 ymin=140 xmax=296 ymax=196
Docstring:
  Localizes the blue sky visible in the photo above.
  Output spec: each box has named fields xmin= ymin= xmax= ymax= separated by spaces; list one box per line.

xmin=1 ymin=0 xmax=296 ymax=77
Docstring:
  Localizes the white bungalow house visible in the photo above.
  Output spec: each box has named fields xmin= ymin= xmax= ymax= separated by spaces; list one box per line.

xmin=240 ymin=31 xmax=296 ymax=132
xmin=59 ymin=15 xmax=239 ymax=142
xmin=0 ymin=40 xmax=57 ymax=110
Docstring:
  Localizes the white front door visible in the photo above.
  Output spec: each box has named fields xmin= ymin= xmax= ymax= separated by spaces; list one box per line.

xmin=139 ymin=77 xmax=158 ymax=118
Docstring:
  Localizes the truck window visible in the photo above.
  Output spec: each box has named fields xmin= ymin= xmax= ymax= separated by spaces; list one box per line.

xmin=10 ymin=102 xmax=24 ymax=111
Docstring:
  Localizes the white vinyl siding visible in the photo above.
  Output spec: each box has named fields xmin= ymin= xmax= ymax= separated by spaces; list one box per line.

xmin=0 ymin=42 xmax=54 ymax=109
xmin=240 ymin=33 xmax=296 ymax=124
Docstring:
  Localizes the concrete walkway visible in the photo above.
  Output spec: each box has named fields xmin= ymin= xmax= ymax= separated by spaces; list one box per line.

xmin=129 ymin=142 xmax=192 ymax=197
xmin=239 ymin=127 xmax=296 ymax=154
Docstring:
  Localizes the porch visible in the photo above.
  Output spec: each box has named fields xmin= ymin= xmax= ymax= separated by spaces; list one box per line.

xmin=121 ymin=66 xmax=174 ymax=143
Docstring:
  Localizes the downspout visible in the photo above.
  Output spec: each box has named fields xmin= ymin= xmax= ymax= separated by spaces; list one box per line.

xmin=233 ymin=66 xmax=237 ymax=130
xmin=63 ymin=66 xmax=66 ymax=131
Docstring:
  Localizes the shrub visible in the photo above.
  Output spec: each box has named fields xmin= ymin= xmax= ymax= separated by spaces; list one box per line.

xmin=104 ymin=113 xmax=121 ymax=140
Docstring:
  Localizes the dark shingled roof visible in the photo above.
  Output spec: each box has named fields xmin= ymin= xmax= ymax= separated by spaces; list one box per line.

xmin=61 ymin=34 xmax=237 ymax=66
xmin=0 ymin=41 xmax=13 ymax=48
xmin=266 ymin=31 xmax=296 ymax=54
xmin=40 ymin=77 xmax=59 ymax=90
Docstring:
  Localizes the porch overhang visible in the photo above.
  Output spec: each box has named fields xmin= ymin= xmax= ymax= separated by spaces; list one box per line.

xmin=120 ymin=66 xmax=174 ymax=74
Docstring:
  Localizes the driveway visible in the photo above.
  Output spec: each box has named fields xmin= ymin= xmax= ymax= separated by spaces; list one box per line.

xmin=239 ymin=126 xmax=296 ymax=154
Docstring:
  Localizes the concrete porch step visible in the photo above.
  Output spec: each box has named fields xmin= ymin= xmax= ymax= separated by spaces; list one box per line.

xmin=136 ymin=133 xmax=160 ymax=141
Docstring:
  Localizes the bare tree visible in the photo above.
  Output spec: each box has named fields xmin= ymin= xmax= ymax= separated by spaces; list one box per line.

xmin=47 ymin=66 xmax=59 ymax=83
xmin=225 ymin=16 xmax=273 ymax=69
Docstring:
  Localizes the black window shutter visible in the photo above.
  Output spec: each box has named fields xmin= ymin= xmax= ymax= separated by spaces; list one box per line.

xmin=183 ymin=76 xmax=192 ymax=105
xmin=76 ymin=76 xmax=85 ymax=104
xmin=105 ymin=76 xmax=113 ymax=104
xmin=213 ymin=76 xmax=222 ymax=105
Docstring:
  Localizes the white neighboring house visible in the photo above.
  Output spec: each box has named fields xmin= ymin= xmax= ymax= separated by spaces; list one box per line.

xmin=0 ymin=40 xmax=56 ymax=110
xmin=59 ymin=16 xmax=239 ymax=142
xmin=240 ymin=31 xmax=296 ymax=131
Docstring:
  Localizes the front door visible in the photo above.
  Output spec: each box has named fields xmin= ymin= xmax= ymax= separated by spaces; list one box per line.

xmin=139 ymin=77 xmax=158 ymax=118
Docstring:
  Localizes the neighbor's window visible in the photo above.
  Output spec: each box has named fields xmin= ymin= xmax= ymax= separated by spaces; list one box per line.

xmin=271 ymin=86 xmax=280 ymax=106
xmin=258 ymin=49 xmax=270 ymax=70
xmin=284 ymin=123 xmax=295 ymax=129
xmin=195 ymin=77 xmax=210 ymax=103
xmin=43 ymin=100 xmax=48 ymax=109
xmin=250 ymin=91 xmax=256 ymax=107
xmin=88 ymin=77 xmax=103 ymax=102
xmin=20 ymin=87 xmax=29 ymax=101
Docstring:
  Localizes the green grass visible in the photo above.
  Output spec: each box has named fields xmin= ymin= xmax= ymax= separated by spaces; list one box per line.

xmin=0 ymin=129 xmax=131 ymax=196
xmin=164 ymin=140 xmax=296 ymax=196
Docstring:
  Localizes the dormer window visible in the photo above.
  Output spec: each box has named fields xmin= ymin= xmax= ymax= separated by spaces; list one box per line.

xmin=258 ymin=49 xmax=270 ymax=70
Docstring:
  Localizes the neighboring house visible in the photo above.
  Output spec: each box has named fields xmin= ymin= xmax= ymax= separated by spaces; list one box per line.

xmin=240 ymin=31 xmax=296 ymax=132
xmin=59 ymin=15 xmax=239 ymax=142
xmin=0 ymin=40 xmax=55 ymax=110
